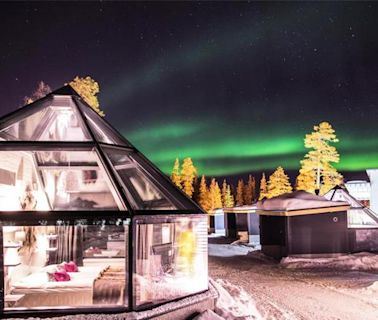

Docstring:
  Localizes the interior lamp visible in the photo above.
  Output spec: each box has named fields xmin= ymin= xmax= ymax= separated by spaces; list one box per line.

xmin=4 ymin=247 xmax=21 ymax=267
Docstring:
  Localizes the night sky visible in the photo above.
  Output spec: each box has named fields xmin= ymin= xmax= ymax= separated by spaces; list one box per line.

xmin=1 ymin=2 xmax=378 ymax=178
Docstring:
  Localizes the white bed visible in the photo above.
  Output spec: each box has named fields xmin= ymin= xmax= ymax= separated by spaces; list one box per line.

xmin=10 ymin=264 xmax=109 ymax=308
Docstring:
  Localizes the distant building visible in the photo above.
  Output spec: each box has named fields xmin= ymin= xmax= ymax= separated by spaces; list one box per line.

xmin=344 ymin=169 xmax=378 ymax=214
xmin=367 ymin=169 xmax=378 ymax=214
xmin=345 ymin=180 xmax=370 ymax=207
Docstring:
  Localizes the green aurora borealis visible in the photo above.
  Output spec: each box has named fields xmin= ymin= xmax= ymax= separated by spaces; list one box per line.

xmin=1 ymin=2 xmax=378 ymax=177
xmin=124 ymin=119 xmax=378 ymax=176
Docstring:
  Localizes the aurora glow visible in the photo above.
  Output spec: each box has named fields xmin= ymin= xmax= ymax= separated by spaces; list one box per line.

xmin=1 ymin=2 xmax=378 ymax=177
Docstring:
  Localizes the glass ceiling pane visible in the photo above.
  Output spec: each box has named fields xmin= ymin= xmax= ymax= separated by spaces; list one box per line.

xmin=75 ymin=99 xmax=129 ymax=146
xmin=0 ymin=96 xmax=91 ymax=141
xmin=104 ymin=148 xmax=177 ymax=210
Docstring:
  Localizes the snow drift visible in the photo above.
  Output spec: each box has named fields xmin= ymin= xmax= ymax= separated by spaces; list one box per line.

xmin=210 ymin=278 xmax=262 ymax=320
xmin=281 ymin=252 xmax=378 ymax=271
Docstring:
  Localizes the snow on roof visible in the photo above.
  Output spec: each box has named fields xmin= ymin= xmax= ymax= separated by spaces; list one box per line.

xmin=256 ymin=191 xmax=349 ymax=213
xmin=223 ymin=204 xmax=257 ymax=213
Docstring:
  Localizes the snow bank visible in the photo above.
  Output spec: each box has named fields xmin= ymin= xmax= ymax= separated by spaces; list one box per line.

xmin=366 ymin=281 xmax=378 ymax=293
xmin=281 ymin=252 xmax=378 ymax=271
xmin=193 ymin=309 xmax=225 ymax=320
xmin=211 ymin=278 xmax=262 ymax=320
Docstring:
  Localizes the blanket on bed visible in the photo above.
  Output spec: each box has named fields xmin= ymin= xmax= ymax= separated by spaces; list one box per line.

xmin=92 ymin=266 xmax=126 ymax=305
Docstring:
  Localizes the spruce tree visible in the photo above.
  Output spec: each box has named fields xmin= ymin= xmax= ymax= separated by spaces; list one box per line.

xmin=296 ymin=169 xmax=316 ymax=193
xmin=236 ymin=179 xmax=244 ymax=206
xmin=209 ymin=178 xmax=222 ymax=210
xmin=224 ymin=185 xmax=235 ymax=208
xmin=170 ymin=158 xmax=182 ymax=189
xmin=221 ymin=179 xmax=228 ymax=207
xmin=244 ymin=174 xmax=256 ymax=205
xmin=181 ymin=157 xmax=197 ymax=198
xmin=259 ymin=173 xmax=268 ymax=200
xmin=198 ymin=175 xmax=211 ymax=212
xmin=267 ymin=167 xmax=292 ymax=198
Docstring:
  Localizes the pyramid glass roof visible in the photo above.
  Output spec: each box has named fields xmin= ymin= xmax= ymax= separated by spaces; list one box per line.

xmin=0 ymin=85 xmax=199 ymax=213
xmin=325 ymin=186 xmax=378 ymax=227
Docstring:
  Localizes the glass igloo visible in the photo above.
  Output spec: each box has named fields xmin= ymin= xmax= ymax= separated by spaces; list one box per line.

xmin=0 ymin=86 xmax=208 ymax=317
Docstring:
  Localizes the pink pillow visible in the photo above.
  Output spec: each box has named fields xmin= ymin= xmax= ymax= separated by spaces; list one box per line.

xmin=53 ymin=270 xmax=71 ymax=282
xmin=60 ymin=261 xmax=79 ymax=272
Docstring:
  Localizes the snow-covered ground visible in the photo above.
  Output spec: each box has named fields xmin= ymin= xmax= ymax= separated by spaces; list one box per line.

xmin=281 ymin=252 xmax=378 ymax=271
xmin=208 ymin=235 xmax=378 ymax=320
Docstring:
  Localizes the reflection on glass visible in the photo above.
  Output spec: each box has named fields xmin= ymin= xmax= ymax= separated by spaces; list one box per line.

xmin=3 ymin=223 xmax=128 ymax=309
xmin=79 ymin=101 xmax=128 ymax=146
xmin=134 ymin=215 xmax=208 ymax=307
xmin=348 ymin=209 xmax=378 ymax=228
xmin=0 ymin=150 xmax=122 ymax=211
xmin=105 ymin=149 xmax=176 ymax=210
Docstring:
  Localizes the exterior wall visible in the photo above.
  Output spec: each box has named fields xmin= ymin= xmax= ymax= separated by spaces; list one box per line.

xmin=287 ymin=212 xmax=349 ymax=255
xmin=260 ymin=215 xmax=287 ymax=259
xmin=260 ymin=211 xmax=349 ymax=259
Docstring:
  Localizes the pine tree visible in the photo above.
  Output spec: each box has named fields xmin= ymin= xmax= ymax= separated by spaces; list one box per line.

xmin=209 ymin=178 xmax=222 ymax=210
xmin=236 ymin=179 xmax=244 ymax=206
xmin=296 ymin=168 xmax=316 ymax=194
xmin=259 ymin=173 xmax=268 ymax=200
xmin=224 ymin=185 xmax=235 ymax=208
xmin=221 ymin=179 xmax=228 ymax=207
xmin=24 ymin=81 xmax=51 ymax=105
xmin=244 ymin=174 xmax=256 ymax=205
xmin=170 ymin=158 xmax=182 ymax=189
xmin=300 ymin=122 xmax=343 ymax=194
xmin=181 ymin=157 xmax=197 ymax=198
xmin=267 ymin=167 xmax=292 ymax=198
xmin=320 ymin=164 xmax=344 ymax=195
xmin=198 ymin=175 xmax=211 ymax=212
xmin=69 ymin=76 xmax=104 ymax=116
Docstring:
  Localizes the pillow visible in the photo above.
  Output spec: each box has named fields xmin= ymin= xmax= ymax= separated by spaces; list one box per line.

xmin=53 ymin=270 xmax=71 ymax=282
xmin=61 ymin=261 xmax=79 ymax=272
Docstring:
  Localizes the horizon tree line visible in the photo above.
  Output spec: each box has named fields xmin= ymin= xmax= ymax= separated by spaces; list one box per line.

xmin=170 ymin=121 xmax=343 ymax=213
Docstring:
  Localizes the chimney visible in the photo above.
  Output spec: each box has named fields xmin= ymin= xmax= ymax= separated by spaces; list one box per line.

xmin=366 ymin=169 xmax=378 ymax=213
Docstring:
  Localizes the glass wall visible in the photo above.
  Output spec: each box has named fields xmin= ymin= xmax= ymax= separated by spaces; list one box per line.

xmin=3 ymin=220 xmax=128 ymax=310
xmin=133 ymin=215 xmax=208 ymax=307
xmin=0 ymin=150 xmax=124 ymax=211
xmin=347 ymin=209 xmax=378 ymax=228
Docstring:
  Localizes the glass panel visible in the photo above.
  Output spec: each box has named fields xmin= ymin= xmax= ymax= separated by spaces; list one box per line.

xmin=0 ymin=151 xmax=50 ymax=211
xmin=104 ymin=149 xmax=176 ymax=210
xmin=348 ymin=209 xmax=378 ymax=228
xmin=0 ymin=150 xmax=123 ymax=211
xmin=76 ymin=99 xmax=129 ymax=146
xmin=3 ymin=221 xmax=128 ymax=310
xmin=0 ymin=97 xmax=91 ymax=141
xmin=134 ymin=215 xmax=208 ymax=307
xmin=35 ymin=150 xmax=122 ymax=210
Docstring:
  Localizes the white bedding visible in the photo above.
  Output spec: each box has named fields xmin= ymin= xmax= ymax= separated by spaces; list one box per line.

xmin=12 ymin=265 xmax=108 ymax=291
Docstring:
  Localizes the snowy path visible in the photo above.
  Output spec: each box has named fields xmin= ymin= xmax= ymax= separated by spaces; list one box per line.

xmin=208 ymin=237 xmax=378 ymax=320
